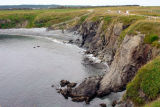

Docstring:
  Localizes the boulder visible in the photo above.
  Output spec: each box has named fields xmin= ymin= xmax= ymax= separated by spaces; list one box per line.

xmin=59 ymin=76 xmax=103 ymax=103
xmin=100 ymin=103 xmax=107 ymax=107
xmin=67 ymin=83 xmax=77 ymax=88
xmin=60 ymin=80 xmax=70 ymax=87
xmin=112 ymin=100 xmax=117 ymax=107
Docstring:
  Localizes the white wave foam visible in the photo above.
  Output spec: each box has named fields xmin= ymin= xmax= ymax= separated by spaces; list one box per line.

xmin=85 ymin=54 xmax=101 ymax=63
xmin=44 ymin=37 xmax=64 ymax=44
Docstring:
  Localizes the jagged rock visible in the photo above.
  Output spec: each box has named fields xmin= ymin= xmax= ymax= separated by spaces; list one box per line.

xmin=78 ymin=21 xmax=100 ymax=47
xmin=100 ymin=103 xmax=107 ymax=107
xmin=68 ymin=17 xmax=160 ymax=105
xmin=72 ymin=96 xmax=87 ymax=102
xmin=60 ymin=80 xmax=70 ymax=87
xmin=71 ymin=76 xmax=102 ymax=98
xmin=60 ymin=87 xmax=72 ymax=99
xmin=80 ymin=22 xmax=123 ymax=66
xmin=67 ymin=82 xmax=77 ymax=88
xmin=59 ymin=76 xmax=103 ymax=103
xmin=97 ymin=34 xmax=152 ymax=96
xmin=68 ymin=40 xmax=73 ymax=44
xmin=112 ymin=100 xmax=117 ymax=107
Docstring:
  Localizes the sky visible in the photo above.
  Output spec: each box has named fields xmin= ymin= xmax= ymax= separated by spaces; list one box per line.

xmin=0 ymin=0 xmax=160 ymax=6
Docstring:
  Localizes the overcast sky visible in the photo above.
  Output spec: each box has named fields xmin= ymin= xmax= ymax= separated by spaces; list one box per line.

xmin=0 ymin=0 xmax=160 ymax=6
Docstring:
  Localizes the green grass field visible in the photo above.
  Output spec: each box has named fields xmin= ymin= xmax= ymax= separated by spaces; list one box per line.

xmin=1 ymin=6 xmax=160 ymax=29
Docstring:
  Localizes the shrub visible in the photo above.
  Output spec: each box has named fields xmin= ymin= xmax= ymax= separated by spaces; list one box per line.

xmin=152 ymin=41 xmax=160 ymax=48
xmin=144 ymin=34 xmax=159 ymax=44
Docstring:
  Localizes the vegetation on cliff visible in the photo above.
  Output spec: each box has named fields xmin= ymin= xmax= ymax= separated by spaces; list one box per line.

xmin=145 ymin=98 xmax=160 ymax=107
xmin=118 ymin=21 xmax=160 ymax=48
xmin=125 ymin=56 xmax=160 ymax=105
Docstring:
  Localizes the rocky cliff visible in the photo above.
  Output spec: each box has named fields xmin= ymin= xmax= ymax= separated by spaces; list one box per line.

xmin=67 ymin=17 xmax=160 ymax=105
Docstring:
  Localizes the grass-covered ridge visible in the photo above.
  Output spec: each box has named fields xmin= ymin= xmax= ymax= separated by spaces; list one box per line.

xmin=0 ymin=9 xmax=88 ymax=28
xmin=125 ymin=56 xmax=160 ymax=105
xmin=130 ymin=21 xmax=160 ymax=48
xmin=118 ymin=20 xmax=160 ymax=48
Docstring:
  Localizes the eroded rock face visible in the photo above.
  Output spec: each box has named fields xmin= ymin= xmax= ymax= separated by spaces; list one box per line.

xmin=86 ymin=22 xmax=123 ymax=65
xmin=97 ymin=34 xmax=152 ymax=96
xmin=101 ymin=23 xmax=123 ymax=65
xmin=71 ymin=76 xmax=102 ymax=98
xmin=73 ymin=20 xmax=124 ymax=66
xmin=77 ymin=21 xmax=100 ymax=48
xmin=64 ymin=21 xmax=158 ymax=104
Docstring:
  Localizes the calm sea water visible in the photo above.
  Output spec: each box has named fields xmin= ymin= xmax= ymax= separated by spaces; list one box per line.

xmin=0 ymin=29 xmax=123 ymax=107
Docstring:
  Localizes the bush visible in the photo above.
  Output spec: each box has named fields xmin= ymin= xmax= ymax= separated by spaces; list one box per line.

xmin=144 ymin=34 xmax=159 ymax=44
xmin=152 ymin=41 xmax=160 ymax=48
xmin=125 ymin=56 xmax=160 ymax=105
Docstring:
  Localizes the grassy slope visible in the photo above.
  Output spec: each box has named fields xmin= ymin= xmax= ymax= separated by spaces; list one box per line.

xmin=125 ymin=56 xmax=160 ymax=105
xmin=117 ymin=20 xmax=160 ymax=48
xmin=0 ymin=8 xmax=88 ymax=28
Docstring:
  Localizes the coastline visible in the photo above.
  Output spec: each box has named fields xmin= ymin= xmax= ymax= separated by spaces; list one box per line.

xmin=0 ymin=28 xmax=109 ymax=69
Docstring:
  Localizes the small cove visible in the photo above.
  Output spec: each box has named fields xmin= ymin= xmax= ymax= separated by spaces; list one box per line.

xmin=0 ymin=28 xmax=123 ymax=107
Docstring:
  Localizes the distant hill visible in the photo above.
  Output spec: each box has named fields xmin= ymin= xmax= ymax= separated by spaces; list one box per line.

xmin=0 ymin=4 xmax=140 ymax=10
xmin=0 ymin=5 xmax=63 ymax=9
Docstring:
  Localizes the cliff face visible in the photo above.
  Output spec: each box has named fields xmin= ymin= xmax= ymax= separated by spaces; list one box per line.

xmin=98 ymin=34 xmax=151 ymax=96
xmin=77 ymin=20 xmax=124 ymax=65
xmin=72 ymin=19 xmax=160 ymax=103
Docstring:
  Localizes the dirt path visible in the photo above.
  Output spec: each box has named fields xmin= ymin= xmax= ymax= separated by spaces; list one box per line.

xmin=106 ymin=10 xmax=160 ymax=21
xmin=50 ymin=9 xmax=94 ymax=28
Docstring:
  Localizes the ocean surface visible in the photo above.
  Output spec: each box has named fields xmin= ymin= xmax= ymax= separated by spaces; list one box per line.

xmin=0 ymin=28 xmax=123 ymax=107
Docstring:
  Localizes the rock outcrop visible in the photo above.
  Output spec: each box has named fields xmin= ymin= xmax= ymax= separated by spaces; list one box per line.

xmin=67 ymin=19 xmax=159 ymax=104
xmin=97 ymin=34 xmax=152 ymax=96
xmin=77 ymin=21 xmax=100 ymax=48
xmin=76 ymin=21 xmax=124 ymax=65
xmin=59 ymin=76 xmax=103 ymax=103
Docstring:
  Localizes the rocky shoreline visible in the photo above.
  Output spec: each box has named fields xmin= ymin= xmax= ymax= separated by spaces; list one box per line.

xmin=1 ymin=21 xmax=159 ymax=107
xmin=57 ymin=76 xmax=103 ymax=104
xmin=55 ymin=18 xmax=160 ymax=106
